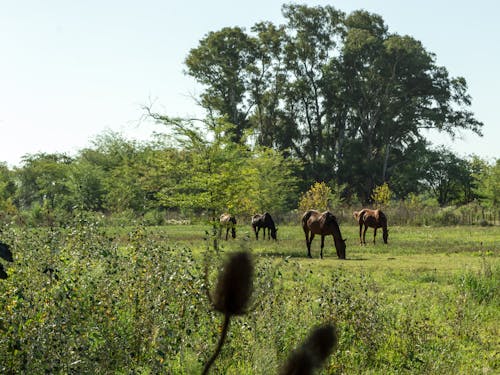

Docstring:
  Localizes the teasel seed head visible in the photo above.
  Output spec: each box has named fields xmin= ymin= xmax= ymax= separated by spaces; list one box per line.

xmin=280 ymin=323 xmax=338 ymax=375
xmin=213 ymin=251 xmax=253 ymax=316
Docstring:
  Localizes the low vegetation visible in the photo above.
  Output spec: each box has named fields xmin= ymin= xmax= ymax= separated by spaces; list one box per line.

xmin=0 ymin=215 xmax=498 ymax=374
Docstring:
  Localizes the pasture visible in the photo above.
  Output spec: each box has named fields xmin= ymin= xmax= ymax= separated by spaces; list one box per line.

xmin=0 ymin=217 xmax=498 ymax=374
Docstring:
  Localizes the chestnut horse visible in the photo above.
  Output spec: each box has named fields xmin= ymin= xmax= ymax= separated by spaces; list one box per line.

xmin=220 ymin=213 xmax=237 ymax=240
xmin=353 ymin=209 xmax=389 ymax=244
xmin=302 ymin=210 xmax=346 ymax=259
xmin=251 ymin=212 xmax=277 ymax=240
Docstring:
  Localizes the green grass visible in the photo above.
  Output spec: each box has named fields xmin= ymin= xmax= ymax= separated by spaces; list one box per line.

xmin=0 ymin=221 xmax=498 ymax=374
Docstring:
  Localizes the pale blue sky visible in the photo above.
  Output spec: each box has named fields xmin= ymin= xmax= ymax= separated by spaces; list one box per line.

xmin=1 ymin=1 xmax=498 ymax=166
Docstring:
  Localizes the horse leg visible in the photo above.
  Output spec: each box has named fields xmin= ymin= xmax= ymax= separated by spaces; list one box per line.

xmin=359 ymin=223 xmax=363 ymax=245
xmin=320 ymin=235 xmax=325 ymax=259
xmin=373 ymin=227 xmax=377 ymax=244
xmin=253 ymin=226 xmax=258 ymax=240
xmin=363 ymin=225 xmax=368 ymax=245
xmin=303 ymin=230 xmax=310 ymax=258
xmin=225 ymin=227 xmax=229 ymax=240
xmin=308 ymin=233 xmax=315 ymax=258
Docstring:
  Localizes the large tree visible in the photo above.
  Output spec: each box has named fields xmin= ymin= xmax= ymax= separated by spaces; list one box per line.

xmin=183 ymin=4 xmax=483 ymax=202
xmin=184 ymin=27 xmax=257 ymax=141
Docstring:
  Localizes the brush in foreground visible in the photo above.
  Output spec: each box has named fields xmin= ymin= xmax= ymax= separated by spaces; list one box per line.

xmin=280 ymin=323 xmax=338 ymax=375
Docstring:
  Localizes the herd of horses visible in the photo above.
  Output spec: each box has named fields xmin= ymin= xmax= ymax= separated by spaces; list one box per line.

xmin=219 ymin=208 xmax=389 ymax=260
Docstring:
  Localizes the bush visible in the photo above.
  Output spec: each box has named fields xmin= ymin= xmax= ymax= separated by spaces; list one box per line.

xmin=298 ymin=182 xmax=332 ymax=213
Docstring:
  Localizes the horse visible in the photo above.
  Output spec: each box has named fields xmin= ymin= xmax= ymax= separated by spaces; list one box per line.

xmin=0 ymin=241 xmax=13 ymax=280
xmin=219 ymin=213 xmax=237 ymax=240
xmin=251 ymin=212 xmax=277 ymax=240
xmin=0 ymin=241 xmax=13 ymax=262
xmin=353 ymin=209 xmax=389 ymax=245
xmin=0 ymin=264 xmax=7 ymax=280
xmin=301 ymin=210 xmax=346 ymax=259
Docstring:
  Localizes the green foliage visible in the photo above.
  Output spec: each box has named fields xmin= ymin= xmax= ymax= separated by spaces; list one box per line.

xmin=298 ymin=181 xmax=332 ymax=213
xmin=474 ymin=159 xmax=500 ymax=209
xmin=420 ymin=147 xmax=474 ymax=206
xmin=14 ymin=153 xmax=73 ymax=211
xmin=371 ymin=182 xmax=392 ymax=208
xmin=148 ymin=113 xmax=300 ymax=219
xmin=183 ymin=4 xmax=483 ymax=203
xmin=244 ymin=147 xmax=301 ymax=214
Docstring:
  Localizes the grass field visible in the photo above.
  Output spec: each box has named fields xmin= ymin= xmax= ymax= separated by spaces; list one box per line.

xmin=0 ymin=220 xmax=498 ymax=374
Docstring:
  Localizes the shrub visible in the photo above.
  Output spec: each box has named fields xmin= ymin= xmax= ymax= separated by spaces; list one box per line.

xmin=298 ymin=182 xmax=332 ymax=213
xmin=371 ymin=183 xmax=392 ymax=208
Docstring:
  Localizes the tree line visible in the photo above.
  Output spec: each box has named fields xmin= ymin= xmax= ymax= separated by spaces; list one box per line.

xmin=0 ymin=126 xmax=498 ymax=226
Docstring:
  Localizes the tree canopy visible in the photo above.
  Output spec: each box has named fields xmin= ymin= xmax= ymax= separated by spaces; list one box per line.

xmin=184 ymin=4 xmax=483 ymax=201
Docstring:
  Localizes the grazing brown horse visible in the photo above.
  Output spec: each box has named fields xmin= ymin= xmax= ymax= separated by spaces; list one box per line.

xmin=353 ymin=209 xmax=389 ymax=245
xmin=220 ymin=213 xmax=237 ymax=240
xmin=251 ymin=212 xmax=277 ymax=240
xmin=302 ymin=210 xmax=346 ymax=259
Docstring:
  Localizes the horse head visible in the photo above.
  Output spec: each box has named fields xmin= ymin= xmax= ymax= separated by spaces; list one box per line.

xmin=334 ymin=237 xmax=347 ymax=259
xmin=270 ymin=227 xmax=278 ymax=240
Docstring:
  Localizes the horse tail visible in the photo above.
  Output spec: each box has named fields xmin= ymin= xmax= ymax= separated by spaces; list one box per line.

xmin=301 ymin=210 xmax=314 ymax=232
xmin=355 ymin=209 xmax=367 ymax=225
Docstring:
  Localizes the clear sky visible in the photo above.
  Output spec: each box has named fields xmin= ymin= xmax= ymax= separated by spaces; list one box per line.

xmin=1 ymin=0 xmax=498 ymax=167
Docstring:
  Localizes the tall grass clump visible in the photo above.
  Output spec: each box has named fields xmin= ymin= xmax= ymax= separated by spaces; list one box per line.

xmin=458 ymin=257 xmax=499 ymax=304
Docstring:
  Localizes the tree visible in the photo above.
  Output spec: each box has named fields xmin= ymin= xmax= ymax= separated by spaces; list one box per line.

xmin=14 ymin=153 xmax=73 ymax=211
xmin=147 ymin=107 xmax=301 ymax=220
xmin=244 ymin=147 xmax=300 ymax=214
xmin=474 ymin=159 xmax=500 ymax=211
xmin=147 ymin=111 xmax=252 ymax=217
xmin=80 ymin=132 xmax=150 ymax=214
xmin=334 ymin=10 xmax=483 ymax=200
xmin=0 ymin=163 xmax=17 ymax=219
xmin=185 ymin=27 xmax=257 ymax=141
xmin=420 ymin=147 xmax=471 ymax=206
xmin=183 ymin=4 xmax=483 ymax=203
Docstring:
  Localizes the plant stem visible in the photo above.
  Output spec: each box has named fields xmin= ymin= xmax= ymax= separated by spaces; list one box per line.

xmin=202 ymin=313 xmax=231 ymax=375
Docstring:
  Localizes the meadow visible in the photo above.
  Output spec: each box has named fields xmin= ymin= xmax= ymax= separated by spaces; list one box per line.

xmin=0 ymin=215 xmax=498 ymax=374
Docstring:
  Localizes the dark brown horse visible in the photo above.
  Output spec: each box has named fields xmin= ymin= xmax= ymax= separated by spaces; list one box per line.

xmin=251 ymin=212 xmax=277 ymax=240
xmin=353 ymin=209 xmax=389 ymax=244
xmin=220 ymin=213 xmax=237 ymax=240
xmin=302 ymin=210 xmax=346 ymax=259
xmin=0 ymin=241 xmax=13 ymax=280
